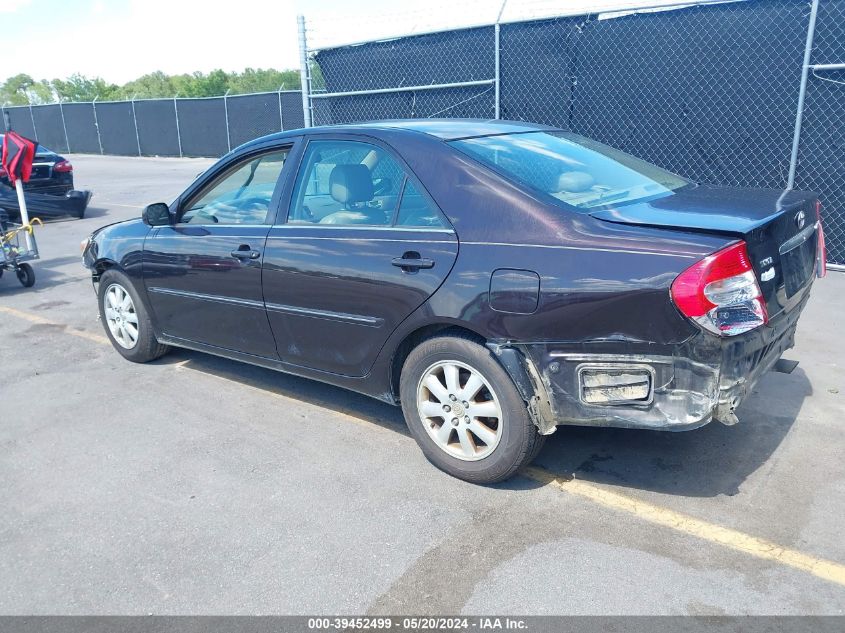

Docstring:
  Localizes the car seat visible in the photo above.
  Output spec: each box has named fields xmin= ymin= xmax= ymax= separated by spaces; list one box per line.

xmin=319 ymin=164 xmax=386 ymax=225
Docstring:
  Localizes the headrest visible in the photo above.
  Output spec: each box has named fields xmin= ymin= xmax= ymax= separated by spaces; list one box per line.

xmin=329 ymin=164 xmax=374 ymax=204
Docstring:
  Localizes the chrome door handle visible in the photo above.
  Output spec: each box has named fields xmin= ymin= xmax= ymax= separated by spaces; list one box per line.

xmin=391 ymin=256 xmax=434 ymax=270
xmin=231 ymin=248 xmax=261 ymax=260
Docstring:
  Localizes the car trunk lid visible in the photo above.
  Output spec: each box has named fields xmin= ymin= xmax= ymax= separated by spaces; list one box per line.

xmin=589 ymin=185 xmax=821 ymax=317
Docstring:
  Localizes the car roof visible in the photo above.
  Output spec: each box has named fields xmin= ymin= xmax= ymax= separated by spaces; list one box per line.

xmin=237 ymin=118 xmax=560 ymax=153
xmin=344 ymin=119 xmax=559 ymax=140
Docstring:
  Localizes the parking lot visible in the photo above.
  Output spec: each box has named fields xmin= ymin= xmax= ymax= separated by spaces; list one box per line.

xmin=1 ymin=154 xmax=844 ymax=615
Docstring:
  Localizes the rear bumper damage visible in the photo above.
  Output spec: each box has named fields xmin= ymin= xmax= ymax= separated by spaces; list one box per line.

xmin=0 ymin=184 xmax=92 ymax=218
xmin=492 ymin=287 xmax=811 ymax=434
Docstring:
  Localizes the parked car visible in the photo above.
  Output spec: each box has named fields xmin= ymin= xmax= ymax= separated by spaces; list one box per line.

xmin=0 ymin=134 xmax=91 ymax=219
xmin=82 ymin=120 xmax=825 ymax=483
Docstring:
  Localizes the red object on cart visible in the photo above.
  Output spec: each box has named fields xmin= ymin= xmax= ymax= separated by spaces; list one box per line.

xmin=1 ymin=131 xmax=37 ymax=183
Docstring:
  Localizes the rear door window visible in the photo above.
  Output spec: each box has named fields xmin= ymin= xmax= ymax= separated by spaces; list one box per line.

xmin=289 ymin=140 xmax=404 ymax=226
xmin=288 ymin=139 xmax=448 ymax=229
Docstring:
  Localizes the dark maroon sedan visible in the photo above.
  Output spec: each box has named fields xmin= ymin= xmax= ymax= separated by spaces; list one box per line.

xmin=82 ymin=120 xmax=826 ymax=483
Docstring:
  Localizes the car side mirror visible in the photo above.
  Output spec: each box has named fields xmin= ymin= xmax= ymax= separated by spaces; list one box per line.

xmin=142 ymin=203 xmax=172 ymax=226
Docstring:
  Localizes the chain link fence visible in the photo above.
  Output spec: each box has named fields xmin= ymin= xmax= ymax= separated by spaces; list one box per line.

xmin=299 ymin=0 xmax=845 ymax=266
xmin=1 ymin=90 xmax=304 ymax=159
xmin=794 ymin=0 xmax=845 ymax=267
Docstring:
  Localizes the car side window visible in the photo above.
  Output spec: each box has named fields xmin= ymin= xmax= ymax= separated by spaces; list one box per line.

xmin=180 ymin=149 xmax=288 ymax=225
xmin=288 ymin=140 xmax=406 ymax=226
xmin=395 ymin=180 xmax=447 ymax=228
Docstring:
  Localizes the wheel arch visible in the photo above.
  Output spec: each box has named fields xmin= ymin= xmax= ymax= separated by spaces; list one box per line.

xmin=388 ymin=321 xmax=556 ymax=435
xmin=388 ymin=322 xmax=487 ymax=402
xmin=92 ymin=257 xmax=120 ymax=280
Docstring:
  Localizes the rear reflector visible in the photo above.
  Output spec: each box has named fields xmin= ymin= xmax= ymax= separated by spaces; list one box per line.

xmin=579 ymin=365 xmax=653 ymax=405
xmin=671 ymin=241 xmax=768 ymax=336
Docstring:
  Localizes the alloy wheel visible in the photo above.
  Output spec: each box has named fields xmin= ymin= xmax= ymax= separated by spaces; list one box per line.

xmin=104 ymin=283 xmax=139 ymax=349
xmin=416 ymin=360 xmax=503 ymax=461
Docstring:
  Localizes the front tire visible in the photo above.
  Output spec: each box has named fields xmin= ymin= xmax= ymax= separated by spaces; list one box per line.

xmin=98 ymin=269 xmax=169 ymax=363
xmin=400 ymin=333 xmax=544 ymax=484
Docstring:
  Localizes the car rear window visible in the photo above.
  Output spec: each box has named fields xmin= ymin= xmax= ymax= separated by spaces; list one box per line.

xmin=449 ymin=131 xmax=691 ymax=210
xmin=0 ymin=135 xmax=55 ymax=157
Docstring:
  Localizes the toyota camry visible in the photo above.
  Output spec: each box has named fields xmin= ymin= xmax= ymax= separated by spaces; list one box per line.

xmin=82 ymin=120 xmax=826 ymax=483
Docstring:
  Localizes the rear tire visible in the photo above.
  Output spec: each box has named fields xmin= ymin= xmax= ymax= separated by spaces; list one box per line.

xmin=98 ymin=269 xmax=169 ymax=363
xmin=16 ymin=263 xmax=35 ymax=287
xmin=400 ymin=333 xmax=544 ymax=484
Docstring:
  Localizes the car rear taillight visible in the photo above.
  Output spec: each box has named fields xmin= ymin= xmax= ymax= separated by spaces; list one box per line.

xmin=53 ymin=160 xmax=73 ymax=173
xmin=816 ymin=200 xmax=827 ymax=278
xmin=671 ymin=241 xmax=768 ymax=336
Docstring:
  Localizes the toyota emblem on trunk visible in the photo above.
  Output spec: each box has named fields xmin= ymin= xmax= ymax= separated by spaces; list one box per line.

xmin=795 ymin=210 xmax=806 ymax=230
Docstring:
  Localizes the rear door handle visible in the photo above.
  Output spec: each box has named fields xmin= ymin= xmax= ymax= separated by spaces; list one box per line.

xmin=392 ymin=255 xmax=435 ymax=271
xmin=231 ymin=246 xmax=261 ymax=260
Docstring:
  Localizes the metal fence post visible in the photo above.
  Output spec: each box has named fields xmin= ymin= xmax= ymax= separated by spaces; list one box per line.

xmin=58 ymin=99 xmax=71 ymax=153
xmin=787 ymin=0 xmax=820 ymax=189
xmin=130 ymin=95 xmax=142 ymax=156
xmin=278 ymin=84 xmax=286 ymax=131
xmin=28 ymin=103 xmax=38 ymax=140
xmin=298 ymin=14 xmax=313 ymax=128
xmin=173 ymin=95 xmax=183 ymax=157
xmin=223 ymin=89 xmax=232 ymax=152
xmin=494 ymin=0 xmax=508 ymax=119
xmin=92 ymin=96 xmax=104 ymax=154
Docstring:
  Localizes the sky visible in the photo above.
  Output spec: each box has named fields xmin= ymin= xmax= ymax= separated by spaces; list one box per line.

xmin=0 ymin=0 xmax=720 ymax=85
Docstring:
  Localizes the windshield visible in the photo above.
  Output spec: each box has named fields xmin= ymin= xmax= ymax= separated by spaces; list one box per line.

xmin=450 ymin=131 xmax=691 ymax=210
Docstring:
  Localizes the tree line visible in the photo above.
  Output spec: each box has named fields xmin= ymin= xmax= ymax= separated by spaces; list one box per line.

xmin=1 ymin=68 xmax=302 ymax=105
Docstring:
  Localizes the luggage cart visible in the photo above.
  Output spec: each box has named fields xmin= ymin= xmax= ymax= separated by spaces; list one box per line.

xmin=0 ymin=209 xmax=40 ymax=288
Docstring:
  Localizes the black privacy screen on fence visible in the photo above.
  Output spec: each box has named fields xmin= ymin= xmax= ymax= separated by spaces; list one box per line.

xmin=134 ymin=99 xmax=180 ymax=157
xmin=1 ymin=90 xmax=304 ymax=159
xmin=61 ymin=103 xmax=101 ymax=154
xmin=227 ymin=93 xmax=283 ymax=148
xmin=306 ymin=0 xmax=845 ymax=265
xmin=31 ymin=104 xmax=68 ymax=153
xmin=96 ymin=101 xmax=138 ymax=156
xmin=313 ymin=26 xmax=497 ymax=121
xmin=176 ymin=98 xmax=229 ymax=157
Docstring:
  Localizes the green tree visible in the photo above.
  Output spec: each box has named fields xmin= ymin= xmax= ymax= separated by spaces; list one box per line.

xmin=121 ymin=71 xmax=177 ymax=99
xmin=2 ymin=68 xmax=302 ymax=104
xmin=1 ymin=73 xmax=38 ymax=104
xmin=50 ymin=74 xmax=121 ymax=102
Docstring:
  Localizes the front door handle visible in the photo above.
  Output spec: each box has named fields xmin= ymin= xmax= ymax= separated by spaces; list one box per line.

xmin=231 ymin=245 xmax=261 ymax=260
xmin=392 ymin=252 xmax=435 ymax=271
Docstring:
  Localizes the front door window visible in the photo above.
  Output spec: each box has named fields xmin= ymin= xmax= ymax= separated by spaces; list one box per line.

xmin=181 ymin=150 xmax=288 ymax=225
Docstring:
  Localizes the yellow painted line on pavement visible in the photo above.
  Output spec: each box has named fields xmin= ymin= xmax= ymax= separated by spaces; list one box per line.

xmin=0 ymin=305 xmax=110 ymax=345
xmin=2 ymin=304 xmax=845 ymax=587
xmin=522 ymin=466 xmax=845 ymax=587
